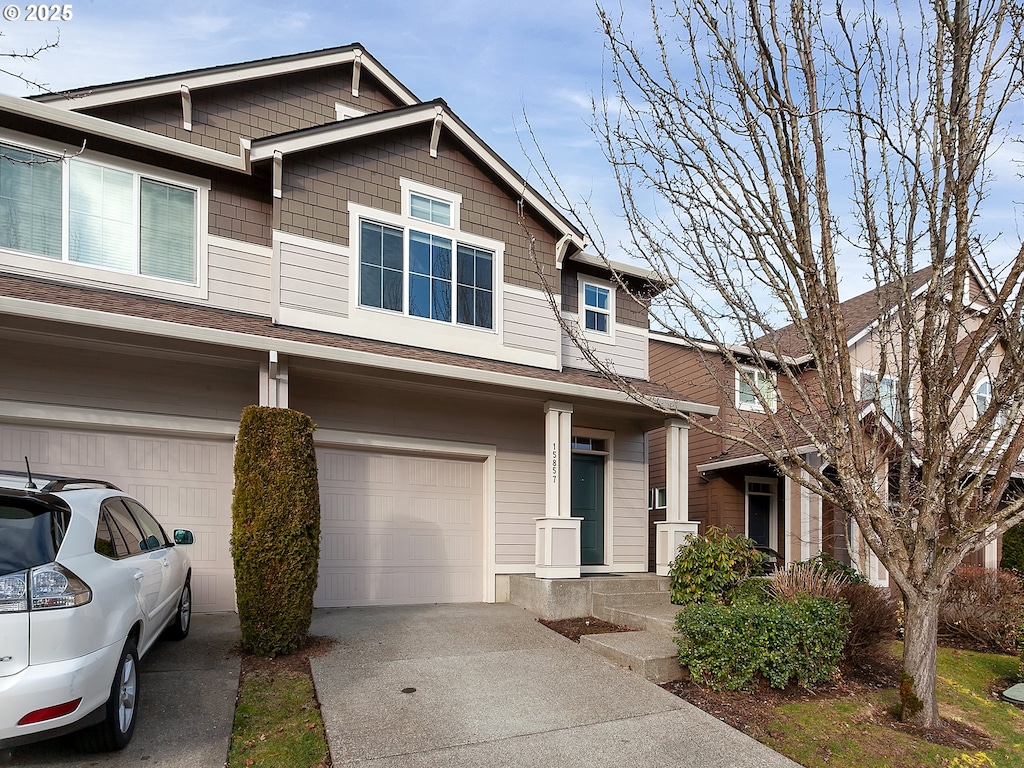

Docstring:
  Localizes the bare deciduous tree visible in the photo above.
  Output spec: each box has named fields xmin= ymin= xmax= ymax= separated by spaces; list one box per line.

xmin=0 ymin=31 xmax=58 ymax=92
xmin=534 ymin=0 xmax=1024 ymax=727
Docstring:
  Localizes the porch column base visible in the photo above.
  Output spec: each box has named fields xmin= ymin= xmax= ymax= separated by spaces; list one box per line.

xmin=535 ymin=516 xmax=582 ymax=579
xmin=655 ymin=520 xmax=701 ymax=576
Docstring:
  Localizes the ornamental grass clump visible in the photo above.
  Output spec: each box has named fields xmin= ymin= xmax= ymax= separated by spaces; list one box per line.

xmin=231 ymin=405 xmax=321 ymax=656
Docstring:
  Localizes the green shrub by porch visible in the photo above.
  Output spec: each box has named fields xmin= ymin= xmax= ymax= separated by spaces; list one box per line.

xmin=232 ymin=405 xmax=321 ymax=656
xmin=667 ymin=526 xmax=767 ymax=605
xmin=674 ymin=597 xmax=850 ymax=691
xmin=1002 ymin=522 xmax=1024 ymax=577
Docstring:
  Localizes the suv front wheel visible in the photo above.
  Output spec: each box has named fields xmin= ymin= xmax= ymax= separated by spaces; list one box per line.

xmin=78 ymin=638 xmax=139 ymax=752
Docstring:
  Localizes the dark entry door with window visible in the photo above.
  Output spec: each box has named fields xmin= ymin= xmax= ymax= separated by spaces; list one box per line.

xmin=572 ymin=453 xmax=605 ymax=565
xmin=746 ymin=479 xmax=775 ymax=554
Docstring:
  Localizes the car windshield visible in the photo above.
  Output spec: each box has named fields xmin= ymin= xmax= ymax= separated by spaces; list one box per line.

xmin=0 ymin=497 xmax=67 ymax=575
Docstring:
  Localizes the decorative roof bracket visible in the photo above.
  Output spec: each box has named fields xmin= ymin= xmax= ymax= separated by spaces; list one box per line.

xmin=429 ymin=106 xmax=444 ymax=159
xmin=180 ymin=85 xmax=192 ymax=131
xmin=351 ymin=50 xmax=362 ymax=98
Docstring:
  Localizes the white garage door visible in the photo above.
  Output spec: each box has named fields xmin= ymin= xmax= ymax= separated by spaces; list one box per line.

xmin=315 ymin=447 xmax=485 ymax=607
xmin=0 ymin=422 xmax=236 ymax=612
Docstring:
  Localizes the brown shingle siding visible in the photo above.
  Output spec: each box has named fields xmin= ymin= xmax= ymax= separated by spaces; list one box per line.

xmin=84 ymin=67 xmax=401 ymax=155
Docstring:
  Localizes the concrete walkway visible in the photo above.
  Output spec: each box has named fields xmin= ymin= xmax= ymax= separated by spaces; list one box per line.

xmin=310 ymin=603 xmax=801 ymax=768
xmin=10 ymin=613 xmax=239 ymax=768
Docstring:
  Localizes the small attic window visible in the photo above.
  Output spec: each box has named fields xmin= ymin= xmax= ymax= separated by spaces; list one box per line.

xmin=335 ymin=103 xmax=366 ymax=121
xmin=410 ymin=193 xmax=451 ymax=227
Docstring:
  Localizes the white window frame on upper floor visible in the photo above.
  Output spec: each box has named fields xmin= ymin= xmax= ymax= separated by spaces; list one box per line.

xmin=401 ymin=178 xmax=461 ymax=230
xmin=349 ymin=185 xmax=501 ymax=335
xmin=0 ymin=129 xmax=209 ymax=299
xmin=858 ymin=368 xmax=904 ymax=426
xmin=578 ymin=276 xmax=615 ymax=342
xmin=335 ymin=103 xmax=367 ymax=121
xmin=735 ymin=365 xmax=777 ymax=412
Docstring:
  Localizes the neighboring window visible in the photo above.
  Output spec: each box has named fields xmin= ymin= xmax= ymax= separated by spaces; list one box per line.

xmin=0 ymin=144 xmax=62 ymax=259
xmin=583 ymin=282 xmax=611 ymax=333
xmin=410 ymin=193 xmax=451 ymax=227
xmin=736 ymin=367 xmax=776 ymax=412
xmin=1 ymin=141 xmax=200 ymax=284
xmin=974 ymin=380 xmax=993 ymax=420
xmin=861 ymin=371 xmax=900 ymax=425
xmin=746 ymin=478 xmax=777 ymax=556
xmin=651 ymin=487 xmax=667 ymax=510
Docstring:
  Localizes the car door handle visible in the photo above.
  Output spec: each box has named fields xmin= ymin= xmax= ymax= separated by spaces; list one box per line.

xmin=161 ymin=559 xmax=169 ymax=568
xmin=133 ymin=571 xmax=144 ymax=581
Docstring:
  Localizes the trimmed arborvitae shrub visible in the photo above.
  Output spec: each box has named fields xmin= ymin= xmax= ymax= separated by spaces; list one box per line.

xmin=668 ymin=526 xmax=767 ymax=606
xmin=674 ymin=597 xmax=850 ymax=691
xmin=232 ymin=405 xmax=321 ymax=656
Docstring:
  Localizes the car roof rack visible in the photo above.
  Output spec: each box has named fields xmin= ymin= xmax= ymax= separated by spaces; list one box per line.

xmin=0 ymin=470 xmax=122 ymax=493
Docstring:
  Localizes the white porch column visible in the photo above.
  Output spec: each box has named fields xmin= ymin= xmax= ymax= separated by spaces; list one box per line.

xmin=259 ymin=351 xmax=289 ymax=408
xmin=535 ymin=401 xmax=581 ymax=579
xmin=656 ymin=418 xmax=699 ymax=575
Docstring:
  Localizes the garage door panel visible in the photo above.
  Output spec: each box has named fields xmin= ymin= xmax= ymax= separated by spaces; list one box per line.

xmin=315 ymin=447 xmax=485 ymax=607
xmin=0 ymin=423 xmax=236 ymax=612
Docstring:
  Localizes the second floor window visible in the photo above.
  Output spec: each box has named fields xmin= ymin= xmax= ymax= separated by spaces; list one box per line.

xmin=861 ymin=371 xmax=901 ymax=426
xmin=358 ymin=219 xmax=493 ymax=330
xmin=737 ymin=367 xmax=776 ymax=412
xmin=583 ymin=282 xmax=611 ymax=333
xmin=1 ymin=141 xmax=199 ymax=285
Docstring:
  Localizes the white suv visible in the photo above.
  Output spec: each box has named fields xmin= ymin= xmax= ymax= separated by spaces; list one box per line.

xmin=0 ymin=471 xmax=193 ymax=759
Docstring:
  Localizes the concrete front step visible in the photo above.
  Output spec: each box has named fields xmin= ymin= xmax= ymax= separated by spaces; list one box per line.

xmin=593 ymin=594 xmax=681 ymax=637
xmin=586 ymin=575 xmax=671 ymax=595
xmin=580 ymin=630 xmax=684 ymax=684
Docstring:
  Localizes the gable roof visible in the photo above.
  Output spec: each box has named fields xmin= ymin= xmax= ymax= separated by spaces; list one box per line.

xmin=32 ymin=45 xmax=419 ymax=110
xmin=249 ymin=99 xmax=586 ymax=248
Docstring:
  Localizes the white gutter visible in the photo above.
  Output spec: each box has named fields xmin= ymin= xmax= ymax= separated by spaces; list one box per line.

xmin=0 ymin=93 xmax=249 ymax=172
xmin=0 ymin=296 xmax=717 ymax=417
xmin=570 ymin=251 xmax=660 ymax=282
xmin=697 ymin=443 xmax=817 ymax=473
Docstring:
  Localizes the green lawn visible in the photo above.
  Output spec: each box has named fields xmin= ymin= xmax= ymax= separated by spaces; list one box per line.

xmin=761 ymin=646 xmax=1024 ymax=768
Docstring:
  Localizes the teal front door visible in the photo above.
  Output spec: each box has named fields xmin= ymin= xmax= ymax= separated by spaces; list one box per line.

xmin=572 ymin=453 xmax=605 ymax=565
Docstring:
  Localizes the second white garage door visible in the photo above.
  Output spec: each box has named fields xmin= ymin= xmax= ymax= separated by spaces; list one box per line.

xmin=314 ymin=447 xmax=485 ymax=607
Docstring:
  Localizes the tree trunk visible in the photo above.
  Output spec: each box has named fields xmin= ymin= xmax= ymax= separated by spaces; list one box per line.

xmin=900 ymin=590 xmax=942 ymax=727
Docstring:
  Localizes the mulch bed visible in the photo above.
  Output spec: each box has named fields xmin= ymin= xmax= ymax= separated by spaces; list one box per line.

xmin=537 ymin=616 xmax=1001 ymax=751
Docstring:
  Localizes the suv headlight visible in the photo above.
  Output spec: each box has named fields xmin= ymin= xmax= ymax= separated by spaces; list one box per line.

xmin=0 ymin=565 xmax=91 ymax=612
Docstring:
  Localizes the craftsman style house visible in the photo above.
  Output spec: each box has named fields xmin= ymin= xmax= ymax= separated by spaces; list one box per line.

xmin=648 ymin=264 xmax=1005 ymax=583
xmin=0 ymin=46 xmax=715 ymax=611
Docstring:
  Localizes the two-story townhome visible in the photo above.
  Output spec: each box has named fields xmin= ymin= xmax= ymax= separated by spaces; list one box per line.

xmin=0 ymin=46 xmax=716 ymax=612
xmin=648 ymin=262 xmax=1006 ymax=582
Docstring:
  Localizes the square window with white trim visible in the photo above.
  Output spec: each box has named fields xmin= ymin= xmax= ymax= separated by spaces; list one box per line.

xmin=736 ymin=366 xmax=777 ymax=412
xmin=581 ymin=279 xmax=613 ymax=334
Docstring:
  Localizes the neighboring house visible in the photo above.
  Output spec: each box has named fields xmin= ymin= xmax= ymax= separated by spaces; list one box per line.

xmin=0 ymin=46 xmax=716 ymax=611
xmin=648 ymin=264 xmax=1004 ymax=582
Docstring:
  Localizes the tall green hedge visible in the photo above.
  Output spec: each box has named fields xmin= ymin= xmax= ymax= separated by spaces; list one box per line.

xmin=232 ymin=405 xmax=321 ymax=656
xmin=1001 ymin=522 xmax=1024 ymax=576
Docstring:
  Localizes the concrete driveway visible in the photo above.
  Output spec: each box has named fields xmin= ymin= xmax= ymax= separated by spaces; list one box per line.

xmin=9 ymin=613 xmax=239 ymax=768
xmin=310 ymin=603 xmax=801 ymax=768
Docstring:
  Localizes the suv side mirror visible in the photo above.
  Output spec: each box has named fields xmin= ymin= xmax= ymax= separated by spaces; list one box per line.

xmin=173 ymin=529 xmax=194 ymax=545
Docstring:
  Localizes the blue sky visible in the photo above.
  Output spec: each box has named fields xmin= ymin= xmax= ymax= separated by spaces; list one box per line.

xmin=2 ymin=0 xmax=1021 ymax=301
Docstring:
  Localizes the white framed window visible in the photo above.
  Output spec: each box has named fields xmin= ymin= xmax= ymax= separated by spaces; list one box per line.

xmin=579 ymin=278 xmax=614 ymax=336
xmin=650 ymin=487 xmax=667 ymax=510
xmin=974 ymin=379 xmax=993 ymax=420
xmin=356 ymin=180 xmax=493 ymax=330
xmin=860 ymin=371 xmax=901 ymax=426
xmin=736 ymin=366 xmax=777 ymax=412
xmin=1 ymin=138 xmax=202 ymax=286
xmin=335 ymin=103 xmax=367 ymax=121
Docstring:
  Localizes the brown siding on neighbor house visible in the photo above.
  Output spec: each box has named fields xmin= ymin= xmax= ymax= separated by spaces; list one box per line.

xmin=279 ymin=130 xmax=559 ymax=291
xmin=209 ymin=176 xmax=273 ymax=247
xmin=83 ymin=68 xmax=401 ymax=154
